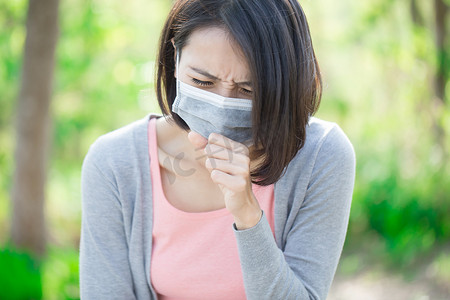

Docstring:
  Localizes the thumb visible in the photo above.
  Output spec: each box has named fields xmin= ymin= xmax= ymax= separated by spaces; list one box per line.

xmin=187 ymin=131 xmax=208 ymax=150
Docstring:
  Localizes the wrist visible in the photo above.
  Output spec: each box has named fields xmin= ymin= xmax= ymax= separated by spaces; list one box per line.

xmin=234 ymin=208 xmax=263 ymax=230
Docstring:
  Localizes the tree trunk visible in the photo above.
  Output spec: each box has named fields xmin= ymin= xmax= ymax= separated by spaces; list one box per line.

xmin=410 ymin=0 xmax=424 ymax=27
xmin=430 ymin=0 xmax=449 ymax=169
xmin=10 ymin=0 xmax=59 ymax=259
xmin=434 ymin=0 xmax=448 ymax=104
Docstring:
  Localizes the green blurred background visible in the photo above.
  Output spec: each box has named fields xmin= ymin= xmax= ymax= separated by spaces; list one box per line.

xmin=0 ymin=0 xmax=449 ymax=299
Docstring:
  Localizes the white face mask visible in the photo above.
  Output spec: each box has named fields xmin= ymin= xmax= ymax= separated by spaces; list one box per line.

xmin=171 ymin=51 xmax=254 ymax=146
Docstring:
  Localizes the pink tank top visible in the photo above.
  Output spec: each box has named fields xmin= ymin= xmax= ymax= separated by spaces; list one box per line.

xmin=148 ymin=117 xmax=275 ymax=299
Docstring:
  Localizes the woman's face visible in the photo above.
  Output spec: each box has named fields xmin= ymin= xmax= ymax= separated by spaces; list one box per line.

xmin=176 ymin=27 xmax=253 ymax=100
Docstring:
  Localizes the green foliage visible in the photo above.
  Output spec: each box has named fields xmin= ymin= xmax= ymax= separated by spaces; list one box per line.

xmin=0 ymin=247 xmax=42 ymax=300
xmin=351 ymin=157 xmax=450 ymax=265
xmin=0 ymin=245 xmax=80 ymax=300
xmin=0 ymin=1 xmax=27 ymax=238
xmin=0 ymin=0 xmax=168 ymax=296
xmin=41 ymin=247 xmax=80 ymax=300
xmin=305 ymin=0 xmax=450 ymax=270
xmin=0 ymin=0 xmax=449 ymax=295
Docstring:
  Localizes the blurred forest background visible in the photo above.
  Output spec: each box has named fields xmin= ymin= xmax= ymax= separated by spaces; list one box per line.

xmin=0 ymin=0 xmax=449 ymax=299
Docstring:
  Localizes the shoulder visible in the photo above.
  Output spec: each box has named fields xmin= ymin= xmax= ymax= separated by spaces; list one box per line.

xmin=306 ymin=117 xmax=354 ymax=153
xmin=84 ymin=115 xmax=146 ymax=167
xmin=82 ymin=113 xmax=161 ymax=174
xmin=276 ymin=117 xmax=355 ymax=194
xmin=305 ymin=117 xmax=355 ymax=169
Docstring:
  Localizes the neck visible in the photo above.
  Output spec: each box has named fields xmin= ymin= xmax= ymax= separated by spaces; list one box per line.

xmin=157 ymin=115 xmax=209 ymax=170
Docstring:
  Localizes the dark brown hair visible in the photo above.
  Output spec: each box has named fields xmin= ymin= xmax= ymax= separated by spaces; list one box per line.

xmin=156 ymin=0 xmax=322 ymax=186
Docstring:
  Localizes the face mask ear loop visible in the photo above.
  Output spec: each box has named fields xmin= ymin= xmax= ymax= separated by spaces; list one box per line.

xmin=176 ymin=49 xmax=180 ymax=97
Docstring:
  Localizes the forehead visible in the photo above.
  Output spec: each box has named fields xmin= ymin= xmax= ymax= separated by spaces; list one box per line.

xmin=180 ymin=27 xmax=251 ymax=81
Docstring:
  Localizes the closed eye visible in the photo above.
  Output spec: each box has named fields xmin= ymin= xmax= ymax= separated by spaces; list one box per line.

xmin=192 ymin=78 xmax=213 ymax=86
xmin=240 ymin=87 xmax=253 ymax=96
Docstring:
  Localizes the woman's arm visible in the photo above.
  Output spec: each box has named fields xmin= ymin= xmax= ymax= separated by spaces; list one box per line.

xmin=233 ymin=125 xmax=356 ymax=300
xmin=79 ymin=140 xmax=137 ymax=299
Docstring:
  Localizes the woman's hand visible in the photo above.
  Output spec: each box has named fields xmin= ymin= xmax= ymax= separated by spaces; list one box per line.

xmin=188 ymin=131 xmax=262 ymax=229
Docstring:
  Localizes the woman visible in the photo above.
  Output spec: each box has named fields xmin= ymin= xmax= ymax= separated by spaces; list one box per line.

xmin=80 ymin=0 xmax=356 ymax=299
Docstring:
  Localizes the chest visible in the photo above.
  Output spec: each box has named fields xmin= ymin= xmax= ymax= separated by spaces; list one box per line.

xmin=158 ymin=155 xmax=226 ymax=212
xmin=150 ymin=194 xmax=246 ymax=300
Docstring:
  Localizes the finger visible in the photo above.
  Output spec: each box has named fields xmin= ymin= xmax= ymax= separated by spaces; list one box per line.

xmin=204 ymin=144 xmax=250 ymax=165
xmin=188 ymin=131 xmax=208 ymax=150
xmin=205 ymin=157 xmax=249 ymax=175
xmin=210 ymin=169 xmax=248 ymax=193
xmin=207 ymin=133 xmax=249 ymax=156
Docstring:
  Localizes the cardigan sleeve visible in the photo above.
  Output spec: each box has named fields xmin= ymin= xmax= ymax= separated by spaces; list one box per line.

xmin=233 ymin=125 xmax=356 ymax=300
xmin=79 ymin=139 xmax=137 ymax=299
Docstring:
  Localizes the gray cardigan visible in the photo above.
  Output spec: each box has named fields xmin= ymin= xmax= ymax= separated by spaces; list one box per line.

xmin=80 ymin=113 xmax=355 ymax=299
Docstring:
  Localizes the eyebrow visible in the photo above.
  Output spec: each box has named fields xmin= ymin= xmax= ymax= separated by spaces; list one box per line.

xmin=189 ymin=66 xmax=252 ymax=87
